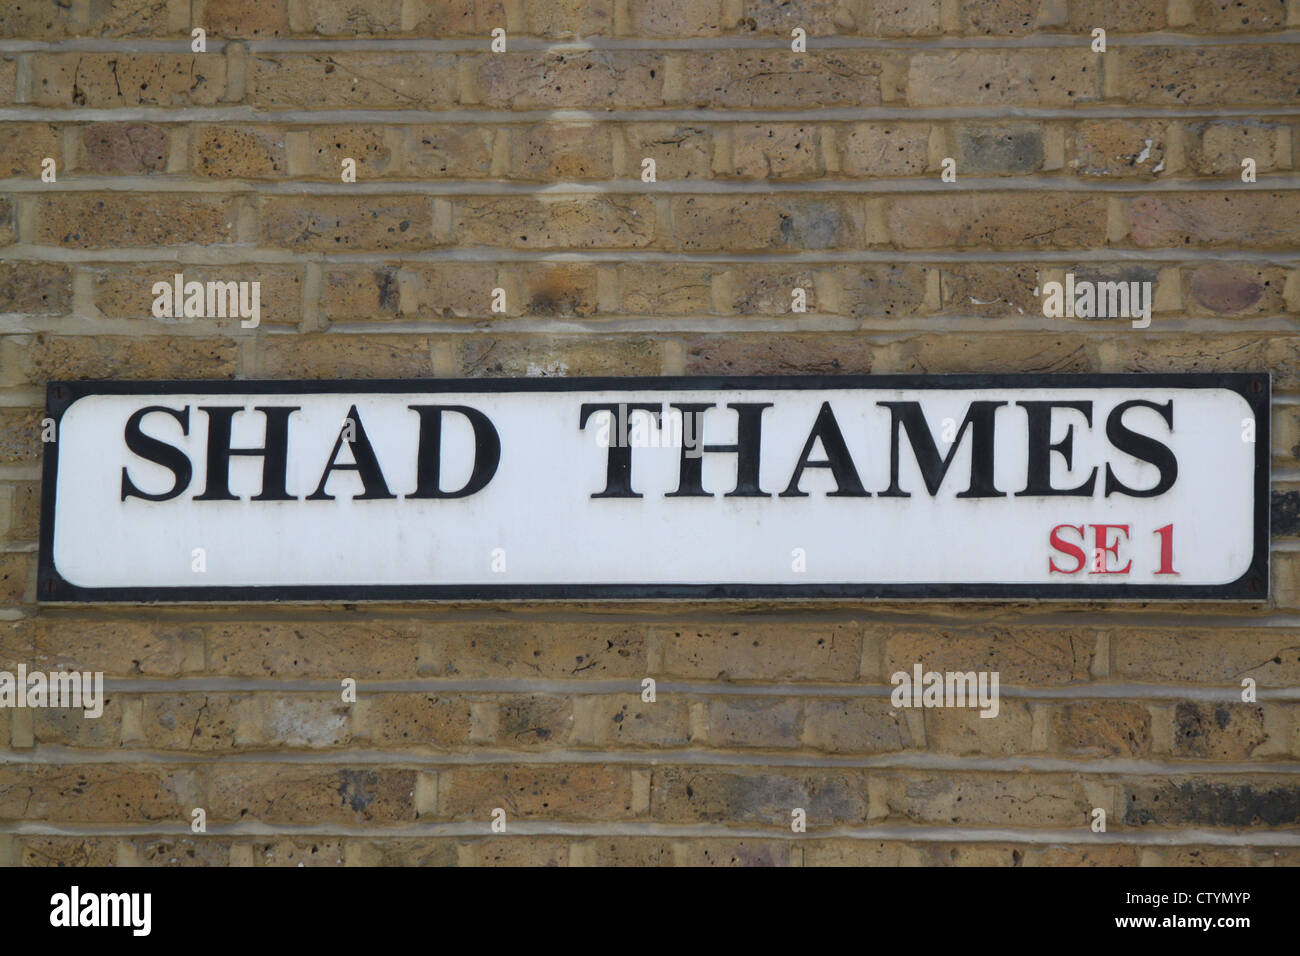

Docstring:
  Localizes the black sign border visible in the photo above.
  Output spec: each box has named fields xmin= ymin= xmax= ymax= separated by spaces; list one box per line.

xmin=39 ymin=372 xmax=1270 ymax=603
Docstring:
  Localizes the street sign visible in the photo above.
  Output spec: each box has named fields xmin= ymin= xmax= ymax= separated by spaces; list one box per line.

xmin=39 ymin=374 xmax=1269 ymax=601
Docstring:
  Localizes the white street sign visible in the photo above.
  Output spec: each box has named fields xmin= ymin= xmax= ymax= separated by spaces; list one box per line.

xmin=39 ymin=374 xmax=1268 ymax=601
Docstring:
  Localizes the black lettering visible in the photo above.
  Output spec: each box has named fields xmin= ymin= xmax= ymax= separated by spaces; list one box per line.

xmin=579 ymin=402 xmax=662 ymax=498
xmin=1104 ymin=399 xmax=1177 ymax=497
xmin=120 ymin=405 xmax=192 ymax=502
xmin=1016 ymin=401 xmax=1098 ymax=497
xmin=667 ymin=403 xmax=772 ymax=498
xmin=307 ymin=405 xmax=396 ymax=501
xmin=781 ymin=402 xmax=869 ymax=498
xmin=880 ymin=401 xmax=1005 ymax=498
xmin=194 ymin=405 xmax=298 ymax=501
xmin=407 ymin=405 xmax=501 ymax=499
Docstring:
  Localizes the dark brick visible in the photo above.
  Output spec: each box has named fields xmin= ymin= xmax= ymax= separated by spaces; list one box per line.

xmin=82 ymin=124 xmax=168 ymax=174
xmin=1188 ymin=265 xmax=1265 ymax=314
xmin=954 ymin=125 xmax=1045 ymax=174
xmin=1126 ymin=780 xmax=1300 ymax=827
xmin=1273 ymin=490 xmax=1300 ymax=537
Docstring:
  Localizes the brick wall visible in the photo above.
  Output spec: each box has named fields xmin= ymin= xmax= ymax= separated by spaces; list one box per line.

xmin=1 ymin=0 xmax=1299 ymax=866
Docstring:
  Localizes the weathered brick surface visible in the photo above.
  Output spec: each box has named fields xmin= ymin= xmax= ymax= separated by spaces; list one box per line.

xmin=0 ymin=765 xmax=188 ymax=822
xmin=1122 ymin=48 xmax=1300 ymax=106
xmin=1128 ymin=194 xmax=1300 ymax=249
xmin=1125 ymin=777 xmax=1300 ymax=827
xmin=936 ymin=263 xmax=1041 ymax=316
xmin=203 ymin=621 xmax=422 ymax=678
xmin=843 ymin=263 xmax=928 ymax=316
xmin=261 ymin=197 xmax=433 ymax=251
xmin=580 ymin=695 xmax=692 ymax=747
xmin=627 ymin=124 xmax=716 ymax=179
xmin=1171 ymin=703 xmax=1271 ymax=760
xmin=35 ymin=195 xmax=236 ymax=248
xmin=839 ymin=123 xmax=929 ymax=176
xmin=405 ymin=0 xmax=506 ymax=37
xmin=729 ymin=265 xmax=822 ymax=313
xmin=879 ymin=772 xmax=1093 ymax=826
xmin=478 ymin=53 xmax=664 ymax=108
xmin=1111 ymin=628 xmax=1300 ymax=686
xmin=1184 ymin=265 xmax=1288 ymax=316
xmin=1068 ymin=0 xmax=1167 ymax=32
xmin=0 ymin=3 xmax=80 ymax=39
xmin=658 ymin=623 xmax=862 ymax=681
xmin=1184 ymin=0 xmax=1291 ymax=31
xmin=0 ymin=198 xmax=14 ymax=246
xmin=11 ymin=618 xmax=188 ymax=676
xmin=652 ymin=767 xmax=872 ymax=824
xmin=0 ymin=262 xmax=71 ymax=314
xmin=0 ymin=553 xmax=29 ymax=604
xmin=803 ymin=698 xmax=916 ymax=752
xmin=7 ymin=483 xmax=40 ymax=540
xmin=679 ymin=52 xmax=882 ymax=107
xmin=732 ymin=124 xmax=824 ymax=179
xmin=1096 ymin=333 xmax=1300 ymax=389
xmin=375 ymin=263 xmax=496 ymax=321
xmin=251 ymin=839 xmax=347 ymax=866
xmin=1185 ymin=120 xmax=1288 ymax=176
xmin=926 ymin=702 xmax=1034 ymax=755
xmin=0 ymin=56 xmax=18 ymax=103
xmin=352 ymin=839 xmax=457 ymax=867
xmin=32 ymin=698 xmax=124 ymax=747
xmin=442 ymin=765 xmax=635 ymax=820
xmin=31 ymin=55 xmax=227 ymax=107
xmin=402 ymin=126 xmax=495 ymax=179
xmin=674 ymin=195 xmax=864 ymax=251
xmin=1278 ymin=409 xmax=1300 ymax=464
xmin=527 ymin=0 xmax=613 ymax=37
xmin=883 ymin=627 xmax=1098 ymax=684
xmin=357 ymin=695 xmax=471 ymax=748
xmin=451 ymin=335 xmax=663 ymax=376
xmin=511 ymin=124 xmax=615 ymax=181
xmin=8 ymin=334 xmax=238 ymax=383
xmin=138 ymin=837 xmax=230 ymax=867
xmin=1051 ymin=702 xmax=1152 ymax=758
xmin=322 ymin=266 xmax=403 ymax=321
xmin=509 ymin=263 xmax=599 ymax=316
xmin=257 ymin=334 xmax=438 ymax=378
xmin=20 ymin=837 xmax=120 ymax=868
xmin=1 ymin=0 xmax=1293 ymax=42
xmin=191 ymin=125 xmax=288 ymax=178
xmin=491 ymin=695 xmax=577 ymax=748
xmin=682 ymin=332 xmax=877 ymax=374
xmin=96 ymin=264 xmax=302 ymax=327
xmin=419 ymin=623 xmax=649 ymax=679
xmin=886 ymin=195 xmax=1107 ymax=249
xmin=195 ymin=0 xmax=291 ymax=37
xmin=0 ymin=123 xmax=61 ymax=177
xmin=620 ymin=263 xmax=714 ymax=314
xmin=908 ymin=51 xmax=1102 ymax=106
xmin=249 ymin=54 xmax=458 ymax=108
xmin=210 ymin=766 xmax=418 ymax=824
xmin=77 ymin=123 xmax=170 ymax=174
xmin=1 ymin=0 xmax=1295 ymax=869
xmin=1068 ymin=120 xmax=1169 ymax=178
